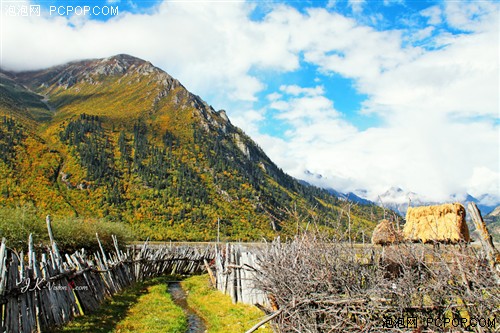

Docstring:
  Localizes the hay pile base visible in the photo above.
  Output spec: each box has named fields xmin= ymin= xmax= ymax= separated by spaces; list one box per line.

xmin=403 ymin=203 xmax=470 ymax=243
xmin=372 ymin=219 xmax=402 ymax=245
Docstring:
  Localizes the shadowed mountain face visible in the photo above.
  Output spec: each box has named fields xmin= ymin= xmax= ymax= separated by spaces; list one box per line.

xmin=0 ymin=54 xmax=384 ymax=241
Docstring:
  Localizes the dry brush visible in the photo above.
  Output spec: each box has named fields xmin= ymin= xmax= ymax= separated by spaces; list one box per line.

xmin=253 ymin=235 xmax=499 ymax=332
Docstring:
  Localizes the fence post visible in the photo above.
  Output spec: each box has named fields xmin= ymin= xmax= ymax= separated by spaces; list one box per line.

xmin=468 ymin=202 xmax=500 ymax=283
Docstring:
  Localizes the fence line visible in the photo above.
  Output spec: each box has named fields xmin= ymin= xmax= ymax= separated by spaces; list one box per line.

xmin=0 ymin=217 xmax=215 ymax=333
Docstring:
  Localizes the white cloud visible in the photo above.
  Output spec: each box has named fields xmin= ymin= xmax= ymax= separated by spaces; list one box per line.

xmin=383 ymin=0 xmax=404 ymax=6
xmin=411 ymin=26 xmax=435 ymax=41
xmin=270 ymin=85 xmax=342 ymax=133
xmin=266 ymin=92 xmax=282 ymax=101
xmin=279 ymin=84 xmax=324 ymax=97
xmin=275 ymin=95 xmax=338 ymax=123
xmin=420 ymin=6 xmax=442 ymax=25
xmin=467 ymin=167 xmax=500 ymax=205
xmin=272 ymin=8 xmax=412 ymax=84
xmin=360 ymin=27 xmax=498 ymax=121
xmin=443 ymin=0 xmax=498 ymax=32
xmin=230 ymin=108 xmax=266 ymax=135
xmin=269 ymin=100 xmax=289 ymax=111
xmin=349 ymin=0 xmax=365 ymax=14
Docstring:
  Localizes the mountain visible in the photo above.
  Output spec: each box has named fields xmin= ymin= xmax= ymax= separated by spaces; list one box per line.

xmin=326 ymin=188 xmax=374 ymax=206
xmin=462 ymin=194 xmax=498 ymax=216
xmin=374 ymin=187 xmax=497 ymax=217
xmin=375 ymin=187 xmax=426 ymax=216
xmin=372 ymin=187 xmax=499 ymax=241
xmin=486 ymin=206 xmax=500 ymax=218
xmin=302 ymin=170 xmax=374 ymax=206
xmin=0 ymin=54 xmax=385 ymax=241
xmin=483 ymin=206 xmax=500 ymax=242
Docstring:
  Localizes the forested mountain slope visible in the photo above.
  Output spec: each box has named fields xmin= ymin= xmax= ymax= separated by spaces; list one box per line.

xmin=0 ymin=54 xmax=385 ymax=241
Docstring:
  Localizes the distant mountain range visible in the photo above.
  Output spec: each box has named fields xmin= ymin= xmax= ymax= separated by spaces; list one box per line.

xmin=302 ymin=170 xmax=497 ymax=218
xmin=0 ymin=54 xmax=386 ymax=241
xmin=324 ymin=185 xmax=499 ymax=240
xmin=375 ymin=186 xmax=496 ymax=217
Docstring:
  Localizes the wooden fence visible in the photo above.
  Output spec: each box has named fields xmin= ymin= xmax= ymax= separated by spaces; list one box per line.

xmin=0 ymin=218 xmax=214 ymax=333
xmin=214 ymin=243 xmax=268 ymax=306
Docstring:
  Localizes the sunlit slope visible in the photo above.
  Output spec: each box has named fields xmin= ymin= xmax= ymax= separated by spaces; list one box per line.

xmin=0 ymin=54 xmax=385 ymax=241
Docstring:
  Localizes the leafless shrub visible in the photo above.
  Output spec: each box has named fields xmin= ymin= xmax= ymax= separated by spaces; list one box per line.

xmin=254 ymin=235 xmax=499 ymax=332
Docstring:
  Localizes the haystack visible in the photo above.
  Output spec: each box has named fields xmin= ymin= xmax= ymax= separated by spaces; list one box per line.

xmin=372 ymin=219 xmax=402 ymax=245
xmin=403 ymin=203 xmax=470 ymax=243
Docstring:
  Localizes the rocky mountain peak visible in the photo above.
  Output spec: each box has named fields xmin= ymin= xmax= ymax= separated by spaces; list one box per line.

xmin=6 ymin=54 xmax=235 ymax=136
xmin=95 ymin=54 xmax=162 ymax=77
xmin=11 ymin=54 xmax=169 ymax=90
xmin=104 ymin=53 xmax=146 ymax=65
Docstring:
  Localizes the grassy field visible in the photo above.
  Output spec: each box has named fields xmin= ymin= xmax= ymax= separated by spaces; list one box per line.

xmin=50 ymin=274 xmax=272 ymax=333
xmin=112 ymin=282 xmax=187 ymax=333
xmin=182 ymin=275 xmax=273 ymax=333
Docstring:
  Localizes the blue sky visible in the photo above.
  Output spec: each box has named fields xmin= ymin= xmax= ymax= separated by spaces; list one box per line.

xmin=1 ymin=0 xmax=499 ymax=204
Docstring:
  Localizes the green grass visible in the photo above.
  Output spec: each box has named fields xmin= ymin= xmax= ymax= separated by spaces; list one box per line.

xmin=50 ymin=276 xmax=187 ymax=333
xmin=50 ymin=274 xmax=273 ymax=333
xmin=182 ymin=275 xmax=273 ymax=333
xmin=113 ymin=281 xmax=187 ymax=333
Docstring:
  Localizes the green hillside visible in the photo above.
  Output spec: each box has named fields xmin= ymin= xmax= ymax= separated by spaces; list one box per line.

xmin=0 ymin=55 xmax=385 ymax=242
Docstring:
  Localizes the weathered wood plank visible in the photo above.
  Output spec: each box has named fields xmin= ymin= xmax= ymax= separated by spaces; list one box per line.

xmin=468 ymin=202 xmax=500 ymax=284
